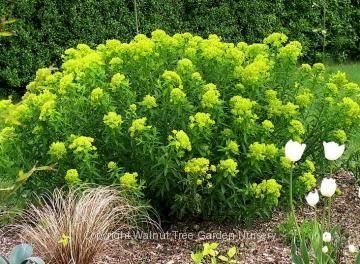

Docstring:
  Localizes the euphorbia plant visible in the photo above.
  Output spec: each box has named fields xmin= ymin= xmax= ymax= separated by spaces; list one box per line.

xmin=0 ymin=30 xmax=359 ymax=221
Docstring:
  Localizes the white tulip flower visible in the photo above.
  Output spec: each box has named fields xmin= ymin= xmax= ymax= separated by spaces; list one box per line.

xmin=322 ymin=246 xmax=329 ymax=253
xmin=285 ymin=140 xmax=306 ymax=162
xmin=305 ymin=189 xmax=319 ymax=207
xmin=348 ymin=244 xmax=358 ymax=253
xmin=320 ymin=178 xmax=337 ymax=197
xmin=322 ymin=232 xmax=332 ymax=242
xmin=323 ymin=141 xmax=345 ymax=161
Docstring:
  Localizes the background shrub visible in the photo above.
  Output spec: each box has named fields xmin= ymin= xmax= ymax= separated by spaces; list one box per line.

xmin=0 ymin=0 xmax=358 ymax=92
xmin=1 ymin=31 xmax=359 ymax=222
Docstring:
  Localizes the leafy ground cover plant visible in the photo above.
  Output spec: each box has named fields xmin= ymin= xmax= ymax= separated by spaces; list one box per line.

xmin=0 ymin=31 xmax=359 ymax=221
xmin=191 ymin=243 xmax=239 ymax=263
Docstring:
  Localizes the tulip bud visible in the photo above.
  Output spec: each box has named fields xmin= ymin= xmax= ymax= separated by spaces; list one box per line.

xmin=348 ymin=244 xmax=358 ymax=253
xmin=323 ymin=141 xmax=345 ymax=161
xmin=320 ymin=178 xmax=337 ymax=197
xmin=285 ymin=140 xmax=306 ymax=162
xmin=305 ymin=189 xmax=319 ymax=207
xmin=322 ymin=232 xmax=332 ymax=242
xmin=322 ymin=246 xmax=329 ymax=253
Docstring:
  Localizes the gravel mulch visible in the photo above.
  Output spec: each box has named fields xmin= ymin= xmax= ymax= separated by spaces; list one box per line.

xmin=1 ymin=171 xmax=359 ymax=263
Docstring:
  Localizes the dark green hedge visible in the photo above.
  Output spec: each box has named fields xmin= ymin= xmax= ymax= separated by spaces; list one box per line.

xmin=0 ymin=0 xmax=359 ymax=91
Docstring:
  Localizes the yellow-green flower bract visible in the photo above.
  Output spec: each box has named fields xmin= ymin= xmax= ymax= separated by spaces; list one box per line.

xmin=111 ymin=73 xmax=128 ymax=89
xmin=103 ymin=112 xmax=123 ymax=129
xmin=226 ymin=140 xmax=239 ymax=155
xmin=262 ymin=120 xmax=275 ymax=132
xmin=289 ymin=119 xmax=305 ymax=136
xmin=253 ymin=179 xmax=282 ymax=205
xmin=168 ymin=130 xmax=192 ymax=151
xmin=65 ymin=169 xmax=80 ymax=185
xmin=170 ymin=88 xmax=186 ymax=103
xmin=69 ymin=136 xmax=96 ymax=155
xmin=0 ymin=127 xmax=15 ymax=144
xmin=107 ymin=161 xmax=118 ymax=170
xmin=280 ymin=156 xmax=294 ymax=170
xmin=141 ymin=95 xmax=158 ymax=109
xmin=299 ymin=172 xmax=317 ymax=191
xmin=49 ymin=141 xmax=67 ymax=160
xmin=334 ymin=129 xmax=347 ymax=144
xmin=90 ymin=87 xmax=104 ymax=103
xmin=129 ymin=117 xmax=152 ymax=138
xmin=120 ymin=172 xmax=138 ymax=187
xmin=189 ymin=112 xmax=215 ymax=129
xmin=263 ymin=32 xmax=288 ymax=48
xmin=218 ymin=159 xmax=239 ymax=176
xmin=184 ymin=158 xmax=210 ymax=175
xmin=201 ymin=83 xmax=221 ymax=109
xmin=248 ymin=142 xmax=279 ymax=161
xmin=162 ymin=70 xmax=182 ymax=87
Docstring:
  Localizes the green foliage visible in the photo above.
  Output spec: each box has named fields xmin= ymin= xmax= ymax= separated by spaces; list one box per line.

xmin=0 ymin=17 xmax=16 ymax=37
xmin=277 ymin=216 xmax=315 ymax=243
xmin=191 ymin=243 xmax=239 ymax=264
xmin=0 ymin=243 xmax=44 ymax=264
xmin=0 ymin=31 xmax=359 ymax=221
xmin=291 ymin=222 xmax=344 ymax=264
xmin=0 ymin=0 xmax=359 ymax=91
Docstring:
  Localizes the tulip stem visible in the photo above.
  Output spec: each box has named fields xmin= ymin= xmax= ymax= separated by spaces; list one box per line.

xmin=327 ymin=163 xmax=334 ymax=228
xmin=289 ymin=167 xmax=301 ymax=238
xmin=327 ymin=196 xmax=332 ymax=228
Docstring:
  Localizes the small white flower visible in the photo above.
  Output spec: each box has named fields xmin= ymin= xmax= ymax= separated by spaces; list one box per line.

xmin=322 ymin=232 xmax=332 ymax=242
xmin=285 ymin=140 xmax=306 ymax=162
xmin=323 ymin=141 xmax=345 ymax=161
xmin=322 ymin=246 xmax=329 ymax=253
xmin=320 ymin=178 xmax=337 ymax=197
xmin=305 ymin=189 xmax=319 ymax=207
xmin=348 ymin=244 xmax=358 ymax=253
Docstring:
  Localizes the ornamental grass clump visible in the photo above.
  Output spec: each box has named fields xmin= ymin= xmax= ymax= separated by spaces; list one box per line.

xmin=0 ymin=30 xmax=359 ymax=221
xmin=17 ymin=187 xmax=148 ymax=264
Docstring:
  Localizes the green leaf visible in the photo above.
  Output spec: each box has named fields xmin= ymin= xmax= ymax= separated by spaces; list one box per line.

xmin=2 ymin=19 xmax=16 ymax=25
xmin=227 ymin=246 xmax=237 ymax=258
xmin=0 ymin=32 xmax=14 ymax=37
xmin=291 ymin=238 xmax=304 ymax=264
xmin=9 ymin=244 xmax=33 ymax=264
xmin=356 ymin=252 xmax=360 ymax=264
xmin=299 ymin=238 xmax=310 ymax=264
xmin=0 ymin=256 xmax=9 ymax=264
xmin=218 ymin=255 xmax=228 ymax=262
xmin=211 ymin=257 xmax=217 ymax=264
xmin=191 ymin=252 xmax=203 ymax=264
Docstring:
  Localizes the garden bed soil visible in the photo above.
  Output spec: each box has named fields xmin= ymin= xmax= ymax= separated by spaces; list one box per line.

xmin=1 ymin=171 xmax=359 ymax=263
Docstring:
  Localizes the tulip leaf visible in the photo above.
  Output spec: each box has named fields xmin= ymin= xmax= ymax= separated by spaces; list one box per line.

xmin=356 ymin=253 xmax=360 ymax=264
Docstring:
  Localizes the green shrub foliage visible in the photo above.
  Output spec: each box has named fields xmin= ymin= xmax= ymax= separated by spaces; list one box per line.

xmin=1 ymin=31 xmax=359 ymax=221
xmin=0 ymin=0 xmax=358 ymax=91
